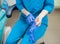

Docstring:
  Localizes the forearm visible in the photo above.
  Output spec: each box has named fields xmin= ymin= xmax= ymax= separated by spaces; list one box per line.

xmin=38 ymin=10 xmax=48 ymax=19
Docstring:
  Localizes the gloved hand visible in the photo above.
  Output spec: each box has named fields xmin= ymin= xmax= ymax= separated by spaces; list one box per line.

xmin=29 ymin=22 xmax=37 ymax=43
xmin=2 ymin=0 xmax=8 ymax=12
xmin=26 ymin=14 xmax=35 ymax=24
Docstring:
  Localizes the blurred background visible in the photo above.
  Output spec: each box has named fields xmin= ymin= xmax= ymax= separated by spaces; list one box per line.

xmin=0 ymin=0 xmax=60 ymax=44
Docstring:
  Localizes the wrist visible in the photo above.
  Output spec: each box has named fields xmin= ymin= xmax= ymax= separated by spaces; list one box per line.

xmin=38 ymin=10 xmax=48 ymax=19
xmin=38 ymin=14 xmax=43 ymax=20
xmin=21 ymin=9 xmax=30 ymax=16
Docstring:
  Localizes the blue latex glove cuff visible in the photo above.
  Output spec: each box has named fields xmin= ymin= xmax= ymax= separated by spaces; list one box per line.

xmin=26 ymin=14 xmax=35 ymax=24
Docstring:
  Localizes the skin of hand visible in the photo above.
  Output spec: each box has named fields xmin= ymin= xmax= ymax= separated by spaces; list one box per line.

xmin=35 ymin=10 xmax=48 ymax=26
xmin=35 ymin=16 xmax=42 ymax=26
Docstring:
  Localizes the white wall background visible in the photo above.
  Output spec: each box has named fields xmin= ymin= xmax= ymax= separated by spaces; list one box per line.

xmin=55 ymin=0 xmax=60 ymax=8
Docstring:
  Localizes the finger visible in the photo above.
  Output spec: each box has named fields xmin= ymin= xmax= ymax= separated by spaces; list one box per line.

xmin=36 ymin=22 xmax=40 ymax=26
xmin=35 ymin=19 xmax=39 ymax=23
xmin=38 ymin=23 xmax=41 ymax=26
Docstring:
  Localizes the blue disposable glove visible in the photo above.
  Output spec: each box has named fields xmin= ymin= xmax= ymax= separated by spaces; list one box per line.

xmin=2 ymin=0 xmax=8 ymax=12
xmin=26 ymin=14 xmax=35 ymax=24
xmin=29 ymin=21 xmax=37 ymax=43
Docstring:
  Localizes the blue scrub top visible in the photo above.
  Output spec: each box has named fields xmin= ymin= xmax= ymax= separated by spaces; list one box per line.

xmin=16 ymin=0 xmax=54 ymax=26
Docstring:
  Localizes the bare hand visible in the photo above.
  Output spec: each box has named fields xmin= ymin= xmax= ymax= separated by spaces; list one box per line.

xmin=35 ymin=16 xmax=42 ymax=26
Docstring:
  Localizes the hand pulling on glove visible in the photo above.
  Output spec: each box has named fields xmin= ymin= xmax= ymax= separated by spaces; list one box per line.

xmin=26 ymin=13 xmax=37 ymax=43
xmin=26 ymin=14 xmax=35 ymax=24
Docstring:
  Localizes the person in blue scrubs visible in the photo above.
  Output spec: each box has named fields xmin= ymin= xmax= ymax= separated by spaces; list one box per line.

xmin=6 ymin=0 xmax=54 ymax=44
xmin=0 ymin=0 xmax=8 ymax=43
